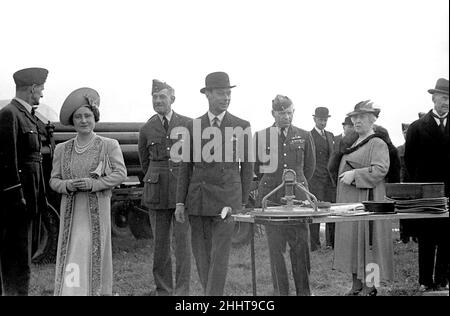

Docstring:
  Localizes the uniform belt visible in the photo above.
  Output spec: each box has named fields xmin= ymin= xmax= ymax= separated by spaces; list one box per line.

xmin=19 ymin=152 xmax=42 ymax=163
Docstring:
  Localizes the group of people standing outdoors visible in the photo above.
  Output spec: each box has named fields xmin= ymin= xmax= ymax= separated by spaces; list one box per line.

xmin=0 ymin=67 xmax=448 ymax=296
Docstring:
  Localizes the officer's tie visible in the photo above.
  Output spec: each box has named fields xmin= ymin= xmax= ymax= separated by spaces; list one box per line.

xmin=431 ymin=113 xmax=447 ymax=134
xmin=31 ymin=106 xmax=37 ymax=117
xmin=280 ymin=127 xmax=286 ymax=142
xmin=163 ymin=116 xmax=169 ymax=132
xmin=212 ymin=116 xmax=220 ymax=128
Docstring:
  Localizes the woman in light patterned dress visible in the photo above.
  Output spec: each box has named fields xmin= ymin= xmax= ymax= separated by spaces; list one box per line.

xmin=50 ymin=87 xmax=127 ymax=296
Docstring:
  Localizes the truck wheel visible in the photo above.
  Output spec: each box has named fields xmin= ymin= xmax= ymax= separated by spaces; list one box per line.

xmin=111 ymin=201 xmax=132 ymax=237
xmin=32 ymin=204 xmax=59 ymax=265
xmin=128 ymin=205 xmax=153 ymax=239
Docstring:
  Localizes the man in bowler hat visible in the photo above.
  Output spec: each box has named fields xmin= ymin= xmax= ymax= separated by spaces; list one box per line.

xmin=138 ymin=79 xmax=192 ymax=295
xmin=254 ymin=95 xmax=316 ymax=295
xmin=309 ymin=107 xmax=336 ymax=250
xmin=175 ymin=72 xmax=254 ymax=295
xmin=405 ymin=78 xmax=449 ymax=292
xmin=0 ymin=67 xmax=49 ymax=295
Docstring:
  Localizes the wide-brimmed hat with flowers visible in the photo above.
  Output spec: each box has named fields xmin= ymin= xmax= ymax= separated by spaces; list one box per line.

xmin=60 ymin=87 xmax=100 ymax=126
xmin=346 ymin=100 xmax=380 ymax=117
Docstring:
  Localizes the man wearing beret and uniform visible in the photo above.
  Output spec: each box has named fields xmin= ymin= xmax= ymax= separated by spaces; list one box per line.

xmin=254 ymin=95 xmax=316 ymax=296
xmin=138 ymin=79 xmax=192 ymax=296
xmin=0 ymin=67 xmax=49 ymax=295
xmin=309 ymin=107 xmax=336 ymax=250
xmin=175 ymin=72 xmax=254 ymax=296
xmin=405 ymin=78 xmax=449 ymax=292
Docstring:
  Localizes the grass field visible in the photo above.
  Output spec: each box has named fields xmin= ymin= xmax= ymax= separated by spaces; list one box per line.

xmin=29 ymin=221 xmax=427 ymax=296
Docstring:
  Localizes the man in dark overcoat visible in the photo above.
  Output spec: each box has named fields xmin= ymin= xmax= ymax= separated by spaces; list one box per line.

xmin=254 ymin=95 xmax=316 ymax=296
xmin=0 ymin=67 xmax=49 ymax=295
xmin=138 ymin=79 xmax=192 ymax=296
xmin=405 ymin=78 xmax=449 ymax=292
xmin=309 ymin=107 xmax=336 ymax=250
xmin=175 ymin=72 xmax=254 ymax=296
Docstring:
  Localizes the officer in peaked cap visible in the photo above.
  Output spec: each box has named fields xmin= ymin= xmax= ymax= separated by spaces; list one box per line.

xmin=0 ymin=67 xmax=49 ymax=295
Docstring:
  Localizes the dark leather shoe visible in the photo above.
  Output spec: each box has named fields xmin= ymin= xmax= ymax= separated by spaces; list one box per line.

xmin=361 ymin=286 xmax=377 ymax=296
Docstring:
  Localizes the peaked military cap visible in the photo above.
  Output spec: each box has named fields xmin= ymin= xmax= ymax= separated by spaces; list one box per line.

xmin=272 ymin=95 xmax=293 ymax=111
xmin=13 ymin=67 xmax=48 ymax=87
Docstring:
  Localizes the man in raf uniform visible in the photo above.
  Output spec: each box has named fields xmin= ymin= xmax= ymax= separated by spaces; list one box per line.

xmin=0 ymin=67 xmax=49 ymax=295
xmin=254 ymin=95 xmax=316 ymax=296
xmin=175 ymin=72 xmax=254 ymax=296
xmin=309 ymin=107 xmax=336 ymax=250
xmin=138 ymin=79 xmax=192 ymax=296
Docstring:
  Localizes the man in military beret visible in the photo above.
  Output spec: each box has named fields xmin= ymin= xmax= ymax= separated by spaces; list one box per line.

xmin=254 ymin=95 xmax=316 ymax=295
xmin=309 ymin=107 xmax=336 ymax=250
xmin=0 ymin=67 xmax=49 ymax=295
xmin=138 ymin=79 xmax=192 ymax=296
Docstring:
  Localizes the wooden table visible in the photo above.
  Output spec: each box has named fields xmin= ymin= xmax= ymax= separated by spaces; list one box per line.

xmin=233 ymin=209 xmax=449 ymax=296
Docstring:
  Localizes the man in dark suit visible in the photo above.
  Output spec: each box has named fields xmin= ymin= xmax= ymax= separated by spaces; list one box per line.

xmin=309 ymin=107 xmax=336 ymax=250
xmin=254 ymin=95 xmax=316 ymax=296
xmin=175 ymin=72 xmax=253 ymax=296
xmin=405 ymin=78 xmax=449 ymax=292
xmin=0 ymin=67 xmax=49 ymax=295
xmin=138 ymin=79 xmax=192 ymax=296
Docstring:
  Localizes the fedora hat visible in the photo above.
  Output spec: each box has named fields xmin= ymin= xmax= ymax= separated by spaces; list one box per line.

xmin=200 ymin=72 xmax=236 ymax=94
xmin=347 ymin=100 xmax=380 ymax=117
xmin=60 ymin=87 xmax=100 ymax=126
xmin=342 ymin=116 xmax=354 ymax=126
xmin=428 ymin=78 xmax=449 ymax=95
xmin=313 ymin=107 xmax=330 ymax=118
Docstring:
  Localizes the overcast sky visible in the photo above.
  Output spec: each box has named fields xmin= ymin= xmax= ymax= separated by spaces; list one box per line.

xmin=0 ymin=0 xmax=448 ymax=146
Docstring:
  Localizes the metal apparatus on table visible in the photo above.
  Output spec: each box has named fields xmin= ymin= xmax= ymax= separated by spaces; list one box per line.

xmin=261 ymin=169 xmax=319 ymax=212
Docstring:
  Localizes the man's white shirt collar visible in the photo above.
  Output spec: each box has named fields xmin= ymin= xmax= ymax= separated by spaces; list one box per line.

xmin=13 ymin=97 xmax=33 ymax=114
xmin=432 ymin=109 xmax=448 ymax=126
xmin=157 ymin=110 xmax=173 ymax=124
xmin=208 ymin=111 xmax=226 ymax=126
xmin=314 ymin=126 xmax=325 ymax=135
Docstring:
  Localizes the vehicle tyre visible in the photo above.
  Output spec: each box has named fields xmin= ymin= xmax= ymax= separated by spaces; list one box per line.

xmin=111 ymin=201 xmax=132 ymax=237
xmin=32 ymin=203 xmax=59 ymax=265
xmin=128 ymin=205 xmax=153 ymax=239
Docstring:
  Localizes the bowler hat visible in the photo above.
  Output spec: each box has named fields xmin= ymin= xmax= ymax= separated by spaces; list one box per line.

xmin=427 ymin=78 xmax=449 ymax=95
xmin=342 ymin=116 xmax=354 ymax=126
xmin=60 ymin=87 xmax=100 ymax=126
xmin=272 ymin=95 xmax=293 ymax=111
xmin=313 ymin=107 xmax=330 ymax=118
xmin=13 ymin=67 xmax=48 ymax=87
xmin=200 ymin=72 xmax=236 ymax=94
xmin=346 ymin=100 xmax=380 ymax=117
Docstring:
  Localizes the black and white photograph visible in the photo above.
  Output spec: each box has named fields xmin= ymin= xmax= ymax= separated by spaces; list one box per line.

xmin=0 ymin=0 xmax=448 ymax=301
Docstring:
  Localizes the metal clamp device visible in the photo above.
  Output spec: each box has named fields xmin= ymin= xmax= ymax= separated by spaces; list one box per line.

xmin=261 ymin=169 xmax=319 ymax=212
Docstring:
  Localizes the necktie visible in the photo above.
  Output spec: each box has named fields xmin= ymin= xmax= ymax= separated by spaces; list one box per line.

xmin=280 ymin=127 xmax=286 ymax=142
xmin=163 ymin=116 xmax=169 ymax=132
xmin=31 ymin=106 xmax=37 ymax=116
xmin=212 ymin=117 xmax=220 ymax=128
xmin=431 ymin=113 xmax=447 ymax=134
xmin=320 ymin=129 xmax=326 ymax=139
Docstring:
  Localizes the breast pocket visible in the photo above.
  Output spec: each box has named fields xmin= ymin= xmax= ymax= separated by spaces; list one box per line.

xmin=143 ymin=172 xmax=160 ymax=204
xmin=147 ymin=139 xmax=162 ymax=160
xmin=288 ymin=140 xmax=305 ymax=163
xmin=22 ymin=126 xmax=40 ymax=152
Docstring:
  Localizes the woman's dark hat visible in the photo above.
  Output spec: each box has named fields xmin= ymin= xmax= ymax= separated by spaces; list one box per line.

xmin=347 ymin=100 xmax=380 ymax=117
xmin=60 ymin=87 xmax=100 ymax=126
xmin=200 ymin=72 xmax=236 ymax=94
xmin=428 ymin=78 xmax=449 ymax=95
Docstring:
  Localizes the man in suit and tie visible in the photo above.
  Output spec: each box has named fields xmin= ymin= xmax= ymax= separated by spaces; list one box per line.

xmin=254 ymin=95 xmax=316 ymax=296
xmin=309 ymin=107 xmax=336 ymax=250
xmin=138 ymin=79 xmax=192 ymax=296
xmin=0 ymin=67 xmax=49 ymax=295
xmin=175 ymin=72 xmax=254 ymax=296
xmin=405 ymin=78 xmax=449 ymax=292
